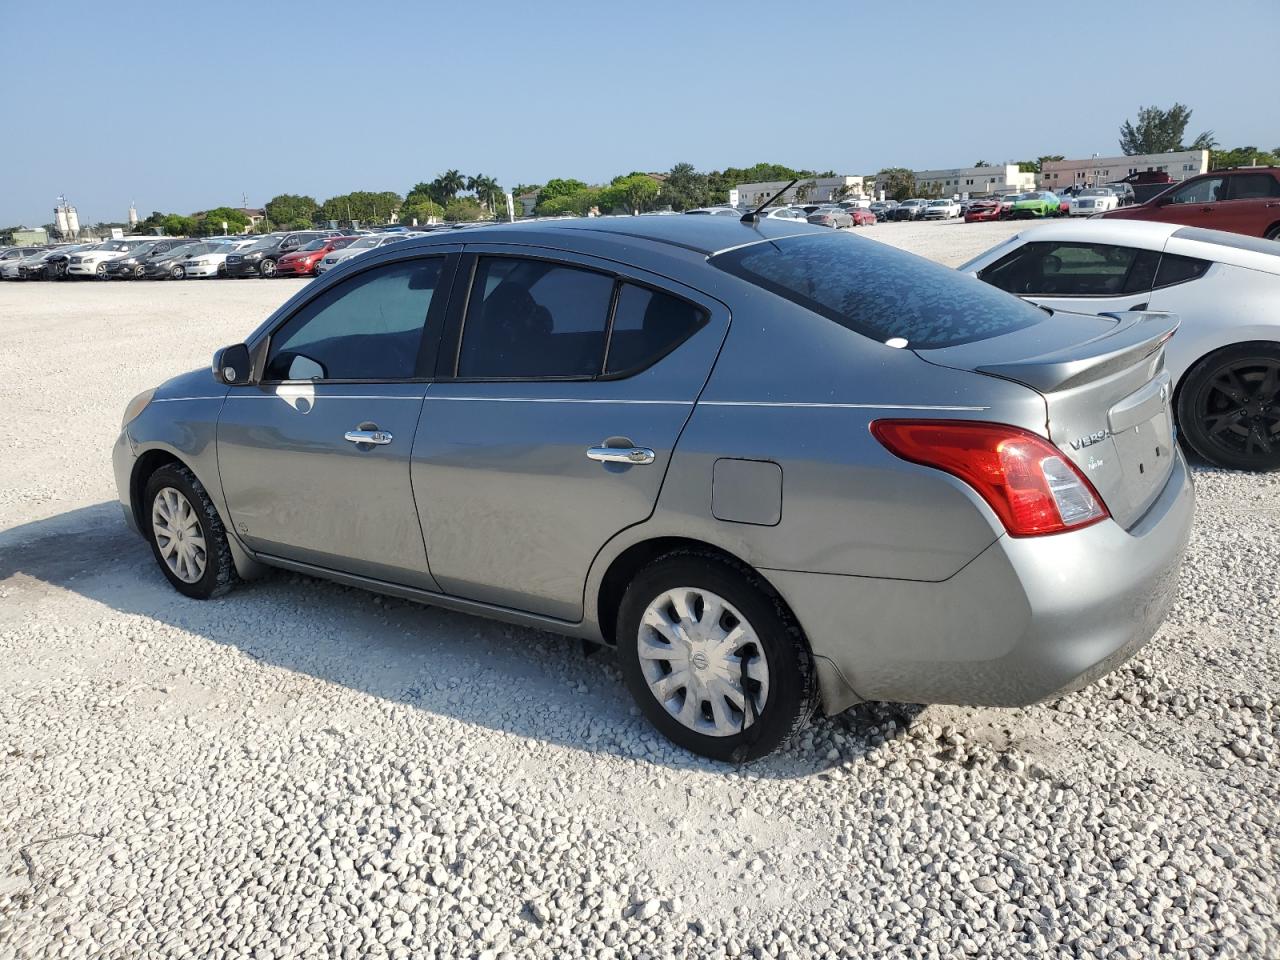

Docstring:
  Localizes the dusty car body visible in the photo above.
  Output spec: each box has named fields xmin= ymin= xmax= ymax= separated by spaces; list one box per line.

xmin=114 ymin=216 xmax=1194 ymax=760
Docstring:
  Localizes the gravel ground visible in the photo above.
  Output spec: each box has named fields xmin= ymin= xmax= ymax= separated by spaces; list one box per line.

xmin=1 ymin=225 xmax=1277 ymax=959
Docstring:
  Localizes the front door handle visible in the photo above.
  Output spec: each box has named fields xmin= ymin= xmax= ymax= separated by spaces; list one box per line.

xmin=587 ymin=446 xmax=655 ymax=465
xmin=344 ymin=429 xmax=393 ymax=445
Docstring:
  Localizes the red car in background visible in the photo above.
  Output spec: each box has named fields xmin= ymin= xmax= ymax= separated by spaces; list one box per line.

xmin=964 ymin=199 xmax=1003 ymax=223
xmin=275 ymin=235 xmax=357 ymax=277
xmin=1098 ymin=167 xmax=1280 ymax=241
xmin=850 ymin=207 xmax=877 ymax=226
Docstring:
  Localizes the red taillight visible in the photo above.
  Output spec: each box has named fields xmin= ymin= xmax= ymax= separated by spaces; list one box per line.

xmin=870 ymin=420 xmax=1109 ymax=537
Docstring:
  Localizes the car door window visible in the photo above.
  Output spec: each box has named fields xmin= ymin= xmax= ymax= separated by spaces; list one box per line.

xmin=979 ymin=241 xmax=1153 ymax=296
xmin=456 ymin=257 xmax=615 ymax=379
xmin=1227 ymin=173 xmax=1280 ymax=200
xmin=264 ymin=257 xmax=443 ymax=381
xmin=1168 ymin=177 xmax=1225 ymax=204
xmin=605 ymin=284 xmax=708 ymax=374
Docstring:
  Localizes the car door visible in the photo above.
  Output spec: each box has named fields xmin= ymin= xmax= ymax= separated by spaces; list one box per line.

xmin=1216 ymin=172 xmax=1280 ymax=237
xmin=1146 ymin=175 xmax=1227 ymax=226
xmin=976 ymin=239 xmax=1162 ymax=314
xmin=217 ymin=249 xmax=459 ymax=589
xmin=412 ymin=247 xmax=729 ymax=621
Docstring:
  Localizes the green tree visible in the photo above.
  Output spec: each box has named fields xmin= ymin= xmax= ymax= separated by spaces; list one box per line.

xmin=318 ymin=191 xmax=403 ymax=225
xmin=705 ymin=163 xmax=813 ymax=205
xmin=443 ymin=197 xmax=486 ymax=222
xmin=538 ymin=178 xmax=589 ymax=205
xmin=264 ymin=194 xmax=319 ymax=229
xmin=973 ymin=160 xmax=991 ymax=167
xmin=401 ymin=198 xmax=445 ymax=225
xmin=661 ymin=162 xmax=707 ymax=211
xmin=161 ymin=214 xmax=196 ymax=235
xmin=1209 ymin=145 xmax=1280 ymax=169
xmin=512 ymin=183 xmax=542 ymax=197
xmin=1119 ymin=103 xmax=1213 ymax=155
xmin=536 ymin=188 xmax=600 ymax=217
xmin=436 ymin=170 xmax=465 ymax=201
xmin=199 ymin=207 xmax=250 ymax=234
xmin=467 ymin=174 xmax=503 ymax=212
xmin=597 ymin=174 xmax=660 ymax=214
xmin=875 ymin=167 xmax=916 ymax=201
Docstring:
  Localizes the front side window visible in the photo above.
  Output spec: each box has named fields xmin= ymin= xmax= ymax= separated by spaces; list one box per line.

xmin=1227 ymin=173 xmax=1280 ymax=200
xmin=264 ymin=257 xmax=443 ymax=381
xmin=605 ymin=284 xmax=707 ymax=374
xmin=713 ymin=233 xmax=1043 ymax=349
xmin=1169 ymin=177 xmax=1225 ymax=204
xmin=979 ymin=241 xmax=1158 ymax=297
xmin=457 ymin=257 xmax=614 ymax=378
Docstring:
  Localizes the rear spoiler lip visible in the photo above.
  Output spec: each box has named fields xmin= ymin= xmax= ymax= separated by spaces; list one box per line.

xmin=971 ymin=310 xmax=1179 ymax=394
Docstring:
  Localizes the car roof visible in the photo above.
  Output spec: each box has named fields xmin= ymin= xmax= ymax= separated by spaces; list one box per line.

xmin=382 ymin=214 xmax=830 ymax=257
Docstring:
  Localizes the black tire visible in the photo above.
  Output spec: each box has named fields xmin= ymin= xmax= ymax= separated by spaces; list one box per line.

xmin=1265 ymin=224 xmax=1280 ymax=242
xmin=171 ymin=264 xmax=185 ymax=280
xmin=142 ymin=463 xmax=239 ymax=599
xmin=95 ymin=262 xmax=108 ymax=279
xmin=1177 ymin=342 xmax=1280 ymax=471
xmin=217 ymin=263 xmax=228 ymax=278
xmin=616 ymin=552 xmax=817 ymax=762
xmin=259 ymin=258 xmax=277 ymax=278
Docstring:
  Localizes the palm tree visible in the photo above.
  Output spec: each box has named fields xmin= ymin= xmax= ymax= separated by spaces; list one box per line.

xmin=464 ymin=174 xmax=500 ymax=212
xmin=436 ymin=170 xmax=465 ymax=201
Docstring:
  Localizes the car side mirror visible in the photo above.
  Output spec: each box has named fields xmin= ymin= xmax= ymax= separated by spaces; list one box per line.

xmin=213 ymin=344 xmax=254 ymax=385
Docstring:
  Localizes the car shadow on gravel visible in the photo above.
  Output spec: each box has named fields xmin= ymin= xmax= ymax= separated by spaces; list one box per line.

xmin=0 ymin=502 xmax=921 ymax=776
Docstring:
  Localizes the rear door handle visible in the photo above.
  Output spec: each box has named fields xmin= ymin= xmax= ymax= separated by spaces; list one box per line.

xmin=587 ymin=446 xmax=655 ymax=465
xmin=344 ymin=429 xmax=393 ymax=445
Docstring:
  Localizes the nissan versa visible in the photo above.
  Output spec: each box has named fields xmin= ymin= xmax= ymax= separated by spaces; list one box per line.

xmin=114 ymin=216 xmax=1194 ymax=761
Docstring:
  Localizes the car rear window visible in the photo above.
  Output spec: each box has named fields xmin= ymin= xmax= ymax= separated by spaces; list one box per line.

xmin=709 ymin=233 xmax=1044 ymax=349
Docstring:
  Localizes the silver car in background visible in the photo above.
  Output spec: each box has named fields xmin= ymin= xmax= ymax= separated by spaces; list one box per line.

xmin=114 ymin=216 xmax=1193 ymax=761
xmin=315 ymin=232 xmax=417 ymax=274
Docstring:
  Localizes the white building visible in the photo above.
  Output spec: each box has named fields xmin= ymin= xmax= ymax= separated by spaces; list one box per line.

xmin=911 ymin=164 xmax=1036 ymax=198
xmin=1038 ymin=150 xmax=1209 ymax=189
xmin=734 ymin=176 xmax=867 ymax=207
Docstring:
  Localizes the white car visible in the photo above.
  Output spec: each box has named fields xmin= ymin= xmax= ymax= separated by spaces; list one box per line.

xmin=183 ymin=239 xmax=255 ymax=278
xmin=758 ymin=207 xmax=809 ymax=221
xmin=1068 ymin=187 xmax=1121 ymax=217
xmin=959 ymin=219 xmax=1280 ymax=471
xmin=66 ymin=239 xmax=153 ymax=278
xmin=923 ymin=198 xmax=962 ymax=220
xmin=315 ymin=233 xmax=417 ymax=274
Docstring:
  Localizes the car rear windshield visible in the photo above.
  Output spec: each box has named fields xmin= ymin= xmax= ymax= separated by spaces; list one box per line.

xmin=709 ymin=233 xmax=1044 ymax=349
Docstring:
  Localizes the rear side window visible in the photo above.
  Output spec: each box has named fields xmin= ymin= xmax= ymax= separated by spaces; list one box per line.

xmin=1153 ymin=254 xmax=1211 ymax=289
xmin=712 ymin=233 xmax=1043 ymax=348
xmin=979 ymin=242 xmax=1161 ymax=297
xmin=457 ymin=257 xmax=615 ymax=378
xmin=605 ymin=284 xmax=706 ymax=374
xmin=1227 ymin=173 xmax=1280 ymax=199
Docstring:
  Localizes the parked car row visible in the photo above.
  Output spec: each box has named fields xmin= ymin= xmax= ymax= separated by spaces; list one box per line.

xmin=0 ymin=227 xmax=438 ymax=283
xmin=684 ymin=203 xmax=878 ymax=228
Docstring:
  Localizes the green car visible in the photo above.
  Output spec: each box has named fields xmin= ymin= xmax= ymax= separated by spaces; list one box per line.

xmin=1010 ymin=191 xmax=1061 ymax=218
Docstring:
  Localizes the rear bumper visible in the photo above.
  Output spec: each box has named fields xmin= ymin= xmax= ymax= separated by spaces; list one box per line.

xmin=769 ymin=450 xmax=1194 ymax=714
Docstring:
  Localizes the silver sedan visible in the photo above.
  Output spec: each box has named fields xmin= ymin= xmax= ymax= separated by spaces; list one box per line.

xmin=114 ymin=216 xmax=1193 ymax=760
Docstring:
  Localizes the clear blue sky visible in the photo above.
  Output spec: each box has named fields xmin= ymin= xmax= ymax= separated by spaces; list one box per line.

xmin=3 ymin=0 xmax=1277 ymax=226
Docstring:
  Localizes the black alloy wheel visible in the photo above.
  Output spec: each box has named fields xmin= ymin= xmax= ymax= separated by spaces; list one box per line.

xmin=1178 ymin=343 xmax=1280 ymax=471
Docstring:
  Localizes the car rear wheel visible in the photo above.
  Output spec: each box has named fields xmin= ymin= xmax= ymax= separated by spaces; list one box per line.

xmin=259 ymin=258 xmax=277 ymax=278
xmin=1265 ymin=225 xmax=1280 ymax=242
xmin=1177 ymin=342 xmax=1280 ymax=471
xmin=617 ymin=552 xmax=817 ymax=762
xmin=143 ymin=463 xmax=238 ymax=599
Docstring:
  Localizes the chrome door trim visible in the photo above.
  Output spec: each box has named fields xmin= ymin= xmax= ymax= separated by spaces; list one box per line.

xmin=586 ymin=446 xmax=655 ymax=465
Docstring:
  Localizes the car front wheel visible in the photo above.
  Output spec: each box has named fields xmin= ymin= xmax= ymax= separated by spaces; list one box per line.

xmin=617 ymin=552 xmax=817 ymax=762
xmin=1177 ymin=342 xmax=1280 ymax=471
xmin=259 ymin=258 xmax=277 ymax=278
xmin=171 ymin=264 xmax=185 ymax=279
xmin=143 ymin=463 xmax=238 ymax=599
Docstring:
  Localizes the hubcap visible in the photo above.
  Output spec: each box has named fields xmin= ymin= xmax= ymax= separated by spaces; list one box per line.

xmin=1199 ymin=358 xmax=1280 ymax=460
xmin=151 ymin=487 xmax=207 ymax=584
xmin=637 ymin=587 xmax=769 ymax=737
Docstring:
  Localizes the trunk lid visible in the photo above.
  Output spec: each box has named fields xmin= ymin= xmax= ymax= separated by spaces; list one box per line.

xmin=917 ymin=309 xmax=1180 ymax=529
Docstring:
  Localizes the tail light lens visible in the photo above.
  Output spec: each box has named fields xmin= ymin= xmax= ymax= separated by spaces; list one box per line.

xmin=870 ymin=420 xmax=1108 ymax=537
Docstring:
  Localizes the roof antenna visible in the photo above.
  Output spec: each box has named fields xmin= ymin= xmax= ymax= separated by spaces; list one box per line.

xmin=741 ymin=178 xmax=799 ymax=223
